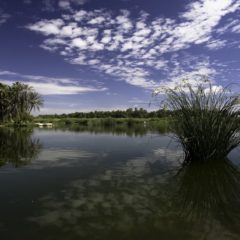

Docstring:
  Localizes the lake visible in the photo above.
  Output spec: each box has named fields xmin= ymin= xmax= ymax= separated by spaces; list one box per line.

xmin=0 ymin=126 xmax=240 ymax=240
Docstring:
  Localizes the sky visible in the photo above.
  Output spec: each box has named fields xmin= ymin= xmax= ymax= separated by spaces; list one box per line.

xmin=0 ymin=0 xmax=239 ymax=114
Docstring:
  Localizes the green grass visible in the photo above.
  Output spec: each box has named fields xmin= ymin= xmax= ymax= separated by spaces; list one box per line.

xmin=32 ymin=117 xmax=170 ymax=134
xmin=163 ymin=81 xmax=240 ymax=162
xmin=34 ymin=117 xmax=168 ymax=125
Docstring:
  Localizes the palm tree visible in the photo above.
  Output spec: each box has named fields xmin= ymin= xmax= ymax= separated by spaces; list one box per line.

xmin=0 ymin=81 xmax=43 ymax=123
xmin=10 ymin=82 xmax=28 ymax=121
xmin=27 ymin=91 xmax=44 ymax=112
xmin=11 ymin=82 xmax=44 ymax=122
xmin=0 ymin=83 xmax=11 ymax=122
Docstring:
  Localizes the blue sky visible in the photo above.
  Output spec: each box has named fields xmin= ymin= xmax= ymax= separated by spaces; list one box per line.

xmin=0 ymin=0 xmax=239 ymax=114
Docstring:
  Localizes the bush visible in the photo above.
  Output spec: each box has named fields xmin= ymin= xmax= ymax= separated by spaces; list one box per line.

xmin=101 ymin=117 xmax=116 ymax=127
xmin=155 ymin=78 xmax=240 ymax=162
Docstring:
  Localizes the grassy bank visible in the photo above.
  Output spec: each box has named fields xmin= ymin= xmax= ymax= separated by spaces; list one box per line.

xmin=39 ymin=117 xmax=171 ymax=136
xmin=0 ymin=117 xmax=171 ymax=133
xmin=33 ymin=117 xmax=169 ymax=126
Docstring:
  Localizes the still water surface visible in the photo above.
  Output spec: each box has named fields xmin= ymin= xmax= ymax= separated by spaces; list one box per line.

xmin=0 ymin=127 xmax=240 ymax=240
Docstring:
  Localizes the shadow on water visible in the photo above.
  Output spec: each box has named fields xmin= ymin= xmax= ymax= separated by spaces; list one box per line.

xmin=0 ymin=128 xmax=41 ymax=168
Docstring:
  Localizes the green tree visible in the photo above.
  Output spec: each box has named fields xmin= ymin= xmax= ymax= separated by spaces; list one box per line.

xmin=0 ymin=83 xmax=11 ymax=121
xmin=0 ymin=82 xmax=43 ymax=123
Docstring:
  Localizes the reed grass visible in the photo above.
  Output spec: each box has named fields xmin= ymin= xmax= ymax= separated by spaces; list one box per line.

xmin=162 ymin=80 xmax=240 ymax=162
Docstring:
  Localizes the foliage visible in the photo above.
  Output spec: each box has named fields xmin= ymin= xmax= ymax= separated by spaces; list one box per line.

xmin=37 ymin=108 xmax=172 ymax=119
xmin=154 ymin=77 xmax=240 ymax=162
xmin=0 ymin=82 xmax=43 ymax=123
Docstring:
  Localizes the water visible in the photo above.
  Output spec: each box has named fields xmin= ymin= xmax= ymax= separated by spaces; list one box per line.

xmin=0 ymin=127 xmax=240 ymax=240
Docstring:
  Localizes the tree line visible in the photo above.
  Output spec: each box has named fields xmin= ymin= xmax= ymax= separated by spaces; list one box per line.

xmin=39 ymin=108 xmax=173 ymax=119
xmin=0 ymin=82 xmax=43 ymax=123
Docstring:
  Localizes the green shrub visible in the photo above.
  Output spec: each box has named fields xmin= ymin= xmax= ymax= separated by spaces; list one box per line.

xmin=77 ymin=119 xmax=89 ymax=126
xmin=156 ymin=78 xmax=240 ymax=162
xmin=101 ymin=117 xmax=116 ymax=127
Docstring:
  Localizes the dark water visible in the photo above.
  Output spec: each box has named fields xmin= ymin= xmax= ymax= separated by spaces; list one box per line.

xmin=0 ymin=127 xmax=240 ymax=240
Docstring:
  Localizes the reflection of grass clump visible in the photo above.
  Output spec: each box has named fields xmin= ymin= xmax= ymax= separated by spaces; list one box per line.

xmin=175 ymin=159 xmax=240 ymax=234
xmin=155 ymin=78 xmax=240 ymax=162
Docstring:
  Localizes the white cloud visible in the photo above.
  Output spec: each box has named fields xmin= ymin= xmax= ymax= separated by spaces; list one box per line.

xmin=88 ymin=16 xmax=105 ymax=25
xmin=101 ymin=36 xmax=111 ymax=44
xmin=0 ymin=70 xmax=107 ymax=95
xmin=69 ymin=0 xmax=89 ymax=5
xmin=90 ymin=42 xmax=104 ymax=51
xmin=27 ymin=19 xmax=64 ymax=35
xmin=72 ymin=38 xmax=88 ymax=49
xmin=0 ymin=70 xmax=75 ymax=84
xmin=61 ymin=25 xmax=73 ymax=36
xmin=116 ymin=14 xmax=133 ymax=30
xmin=216 ymin=19 xmax=240 ymax=34
xmin=206 ymin=39 xmax=227 ymax=50
xmin=59 ymin=0 xmax=71 ymax=9
xmin=171 ymin=0 xmax=240 ymax=47
xmin=42 ymin=0 xmax=89 ymax=11
xmin=1 ymin=80 xmax=106 ymax=95
xmin=42 ymin=0 xmax=56 ymax=12
xmin=128 ymin=97 xmax=146 ymax=104
xmin=0 ymin=9 xmax=10 ymax=25
xmin=27 ymin=0 xmax=240 ymax=89
xmin=59 ymin=0 xmax=89 ymax=9
xmin=29 ymin=82 xmax=103 ymax=95
xmin=232 ymin=24 xmax=240 ymax=33
xmin=155 ymin=59 xmax=219 ymax=92
xmin=23 ymin=0 xmax=32 ymax=4
xmin=204 ymin=85 xmax=224 ymax=94
xmin=122 ymin=42 xmax=134 ymax=52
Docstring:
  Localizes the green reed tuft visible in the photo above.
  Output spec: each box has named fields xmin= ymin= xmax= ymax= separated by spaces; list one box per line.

xmin=156 ymin=78 xmax=240 ymax=162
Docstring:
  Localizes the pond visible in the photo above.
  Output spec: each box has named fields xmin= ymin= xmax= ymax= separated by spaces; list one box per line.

xmin=0 ymin=126 xmax=240 ymax=240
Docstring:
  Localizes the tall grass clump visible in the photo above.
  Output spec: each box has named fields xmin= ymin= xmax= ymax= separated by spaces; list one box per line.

xmin=154 ymin=77 xmax=240 ymax=162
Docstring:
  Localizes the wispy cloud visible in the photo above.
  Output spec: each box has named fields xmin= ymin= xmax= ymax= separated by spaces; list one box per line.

xmin=59 ymin=0 xmax=89 ymax=10
xmin=0 ymin=9 xmax=10 ymax=25
xmin=42 ymin=0 xmax=56 ymax=12
xmin=216 ymin=18 xmax=240 ymax=34
xmin=0 ymin=70 xmax=107 ymax=95
xmin=42 ymin=0 xmax=90 ymax=11
xmin=1 ymin=79 xmax=106 ymax=95
xmin=26 ymin=0 xmax=240 ymax=89
xmin=206 ymin=39 xmax=227 ymax=50
xmin=23 ymin=0 xmax=32 ymax=4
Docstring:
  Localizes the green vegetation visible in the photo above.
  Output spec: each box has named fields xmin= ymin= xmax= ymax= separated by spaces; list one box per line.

xmin=38 ymin=107 xmax=172 ymax=119
xmin=159 ymin=79 xmax=240 ymax=162
xmin=0 ymin=82 xmax=43 ymax=125
xmin=34 ymin=117 xmax=170 ymax=134
xmin=34 ymin=108 xmax=172 ymax=131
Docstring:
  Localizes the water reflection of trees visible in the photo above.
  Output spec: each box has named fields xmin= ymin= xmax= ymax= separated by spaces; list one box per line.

xmin=55 ymin=123 xmax=168 ymax=137
xmin=0 ymin=128 xmax=41 ymax=167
